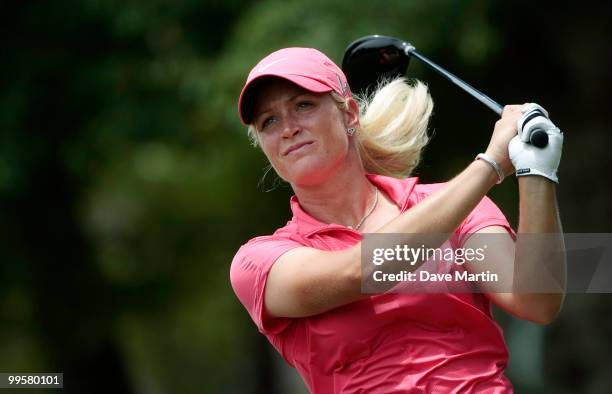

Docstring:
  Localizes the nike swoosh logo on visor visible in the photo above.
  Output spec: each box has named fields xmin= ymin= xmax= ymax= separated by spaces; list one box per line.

xmin=257 ymin=57 xmax=288 ymax=73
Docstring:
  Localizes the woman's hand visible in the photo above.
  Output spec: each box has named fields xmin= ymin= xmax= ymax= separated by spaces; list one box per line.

xmin=484 ymin=104 xmax=526 ymax=176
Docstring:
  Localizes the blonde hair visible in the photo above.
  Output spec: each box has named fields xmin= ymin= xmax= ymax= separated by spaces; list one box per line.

xmin=247 ymin=77 xmax=433 ymax=178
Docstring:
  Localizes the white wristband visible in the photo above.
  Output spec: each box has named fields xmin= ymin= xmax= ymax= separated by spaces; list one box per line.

xmin=475 ymin=153 xmax=504 ymax=184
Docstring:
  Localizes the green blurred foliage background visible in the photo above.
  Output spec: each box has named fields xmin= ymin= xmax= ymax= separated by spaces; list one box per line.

xmin=1 ymin=0 xmax=610 ymax=393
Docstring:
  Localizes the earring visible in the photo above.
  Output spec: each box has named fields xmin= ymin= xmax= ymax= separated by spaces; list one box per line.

xmin=346 ymin=127 xmax=356 ymax=136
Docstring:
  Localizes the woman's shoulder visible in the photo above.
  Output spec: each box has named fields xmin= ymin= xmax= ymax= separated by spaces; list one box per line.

xmin=235 ymin=234 xmax=297 ymax=258
xmin=232 ymin=225 xmax=306 ymax=269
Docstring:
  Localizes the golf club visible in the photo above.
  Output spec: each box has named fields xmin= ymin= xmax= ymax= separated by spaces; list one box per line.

xmin=341 ymin=35 xmax=549 ymax=148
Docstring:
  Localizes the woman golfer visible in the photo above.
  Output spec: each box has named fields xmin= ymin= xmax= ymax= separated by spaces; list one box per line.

xmin=230 ymin=47 xmax=565 ymax=393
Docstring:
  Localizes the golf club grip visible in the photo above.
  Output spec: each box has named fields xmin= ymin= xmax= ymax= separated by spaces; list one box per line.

xmin=529 ymin=129 xmax=549 ymax=148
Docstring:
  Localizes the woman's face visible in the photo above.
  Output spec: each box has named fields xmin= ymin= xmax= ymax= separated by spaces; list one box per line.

xmin=251 ymin=78 xmax=357 ymax=186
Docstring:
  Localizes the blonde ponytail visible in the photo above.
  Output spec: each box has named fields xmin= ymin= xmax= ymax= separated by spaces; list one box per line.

xmin=351 ymin=78 xmax=433 ymax=178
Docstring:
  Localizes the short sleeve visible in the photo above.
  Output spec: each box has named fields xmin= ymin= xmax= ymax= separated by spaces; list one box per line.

xmin=456 ymin=196 xmax=516 ymax=246
xmin=230 ymin=236 xmax=303 ymax=335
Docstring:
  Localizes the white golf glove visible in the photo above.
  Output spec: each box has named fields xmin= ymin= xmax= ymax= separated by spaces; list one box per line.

xmin=509 ymin=104 xmax=564 ymax=183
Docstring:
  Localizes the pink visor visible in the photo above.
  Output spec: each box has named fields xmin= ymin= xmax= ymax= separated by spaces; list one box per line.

xmin=238 ymin=47 xmax=352 ymax=125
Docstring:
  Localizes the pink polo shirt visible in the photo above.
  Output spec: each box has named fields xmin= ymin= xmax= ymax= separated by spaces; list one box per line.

xmin=230 ymin=174 xmax=515 ymax=393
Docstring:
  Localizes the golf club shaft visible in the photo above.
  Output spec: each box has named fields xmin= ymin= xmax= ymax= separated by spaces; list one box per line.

xmin=408 ymin=50 xmax=503 ymax=116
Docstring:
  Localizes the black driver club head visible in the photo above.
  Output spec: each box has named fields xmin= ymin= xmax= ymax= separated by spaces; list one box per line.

xmin=341 ymin=35 xmax=412 ymax=96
